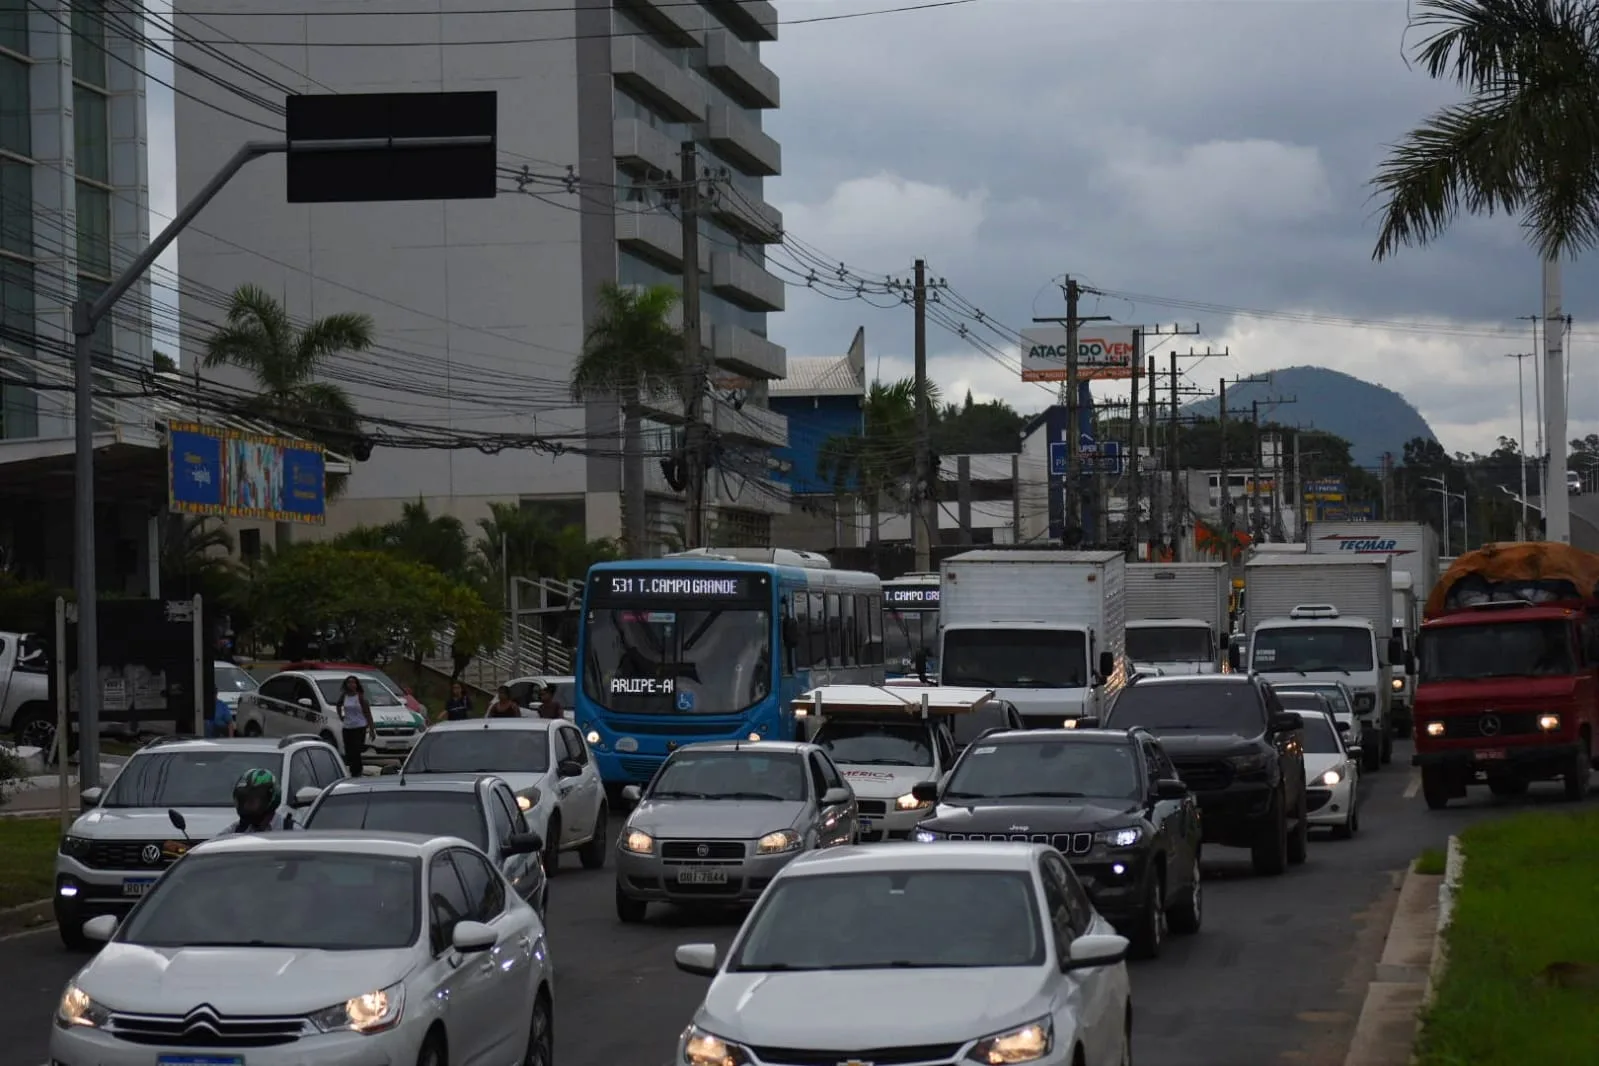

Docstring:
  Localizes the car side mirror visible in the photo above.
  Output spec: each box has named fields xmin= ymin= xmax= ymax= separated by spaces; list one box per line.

xmin=1269 ymin=712 xmax=1301 ymax=734
xmin=1098 ymin=651 xmax=1115 ymax=680
xmin=557 ymin=760 xmax=583 ymax=778
xmin=1154 ymin=778 xmax=1188 ymax=801
xmin=1063 ymin=932 xmax=1128 ymax=971
xmin=83 ymin=914 xmax=118 ymax=943
xmin=451 ymin=920 xmax=497 ymax=953
xmin=1335 ymin=720 xmax=1350 ymax=733
xmin=821 ymin=786 xmax=852 ymax=806
xmin=911 ymin=781 xmax=939 ymax=804
xmin=167 ymin=809 xmax=188 ymax=833
xmin=297 ymin=698 xmax=314 ymax=709
xmin=381 ymin=763 xmax=401 ymax=775
xmin=1387 ymin=637 xmax=1404 ymax=664
xmin=674 ymin=943 xmax=719 ymax=977
xmin=292 ymin=786 xmax=322 ymax=807
xmin=1347 ymin=745 xmax=1363 ymax=760
xmin=80 ymin=786 xmax=103 ymax=809
xmin=505 ymin=830 xmax=544 ymax=855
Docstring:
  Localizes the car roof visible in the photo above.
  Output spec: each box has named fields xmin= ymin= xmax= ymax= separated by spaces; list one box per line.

xmin=1124 ymin=674 xmax=1252 ymax=688
xmin=982 ymin=728 xmax=1135 ymax=745
xmin=133 ymin=736 xmax=304 ymax=756
xmin=323 ymin=775 xmax=492 ymax=796
xmin=674 ymin=739 xmax=813 ymax=755
xmin=783 ymin=841 xmax=1050 ymax=876
xmin=425 ymin=718 xmax=554 ymax=734
xmin=194 ymin=830 xmax=466 ymax=858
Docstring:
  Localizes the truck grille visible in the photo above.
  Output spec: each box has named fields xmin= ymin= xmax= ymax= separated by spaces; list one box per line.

xmin=661 ymin=840 xmax=746 ymax=860
xmin=618 ymin=756 xmax=663 ymax=778
xmin=943 ymin=831 xmax=1093 ymax=855
xmin=1443 ymin=713 xmax=1541 ymax=740
xmin=1171 ymin=760 xmax=1233 ymax=792
xmin=84 ymin=840 xmax=182 ymax=871
xmin=749 ymin=1043 xmax=964 ymax=1066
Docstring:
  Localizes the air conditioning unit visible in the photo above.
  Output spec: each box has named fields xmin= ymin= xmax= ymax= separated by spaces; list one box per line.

xmin=1289 ymin=604 xmax=1340 ymax=619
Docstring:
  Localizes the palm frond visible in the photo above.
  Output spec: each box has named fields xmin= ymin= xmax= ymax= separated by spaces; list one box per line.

xmin=295 ymin=312 xmax=376 ymax=372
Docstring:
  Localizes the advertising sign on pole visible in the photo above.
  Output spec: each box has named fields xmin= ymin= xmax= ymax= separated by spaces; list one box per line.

xmin=167 ymin=420 xmax=327 ymax=523
xmin=1020 ymin=326 xmax=1138 ymax=381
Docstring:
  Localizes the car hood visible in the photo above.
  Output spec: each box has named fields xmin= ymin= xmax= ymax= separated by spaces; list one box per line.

xmin=1304 ymin=752 xmax=1344 ymax=780
xmin=369 ymin=706 xmax=416 ymax=725
xmin=628 ymin=799 xmax=806 ymax=839
xmin=77 ymin=942 xmax=415 ymax=1016
xmin=834 ymin=765 xmax=935 ymax=798
xmin=699 ymin=968 xmax=1053 ymax=1049
xmin=400 ymin=770 xmax=551 ymax=794
xmin=923 ymin=799 xmax=1141 ymax=833
xmin=1128 ymin=660 xmax=1212 ymax=676
xmin=71 ymin=807 xmax=239 ymax=841
xmin=1136 ymin=733 xmax=1260 ymax=758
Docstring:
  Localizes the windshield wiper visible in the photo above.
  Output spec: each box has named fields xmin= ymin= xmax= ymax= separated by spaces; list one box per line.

xmin=650 ymin=790 xmax=711 ymax=800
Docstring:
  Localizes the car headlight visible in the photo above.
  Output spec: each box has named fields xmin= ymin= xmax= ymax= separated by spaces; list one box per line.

xmin=59 ymin=834 xmax=92 ymax=859
xmin=968 ymin=1017 xmax=1053 ymax=1064
xmin=621 ymin=828 xmax=655 ymax=854
xmin=895 ymin=791 xmax=932 ymax=812
xmin=1095 ymin=826 xmax=1143 ymax=848
xmin=56 ymin=983 xmax=112 ymax=1030
xmin=518 ymin=787 xmax=541 ymax=812
xmin=912 ymin=828 xmax=939 ymax=842
xmin=1230 ymin=753 xmax=1268 ymax=773
xmin=755 ymin=829 xmax=801 ymax=854
xmin=1391 ymin=677 xmax=1404 ymax=691
xmin=1321 ymin=768 xmax=1343 ymax=787
xmin=681 ymin=1025 xmax=753 ymax=1066
xmin=1539 ymin=714 xmax=1561 ymax=732
xmin=308 ymin=982 xmax=405 ymax=1034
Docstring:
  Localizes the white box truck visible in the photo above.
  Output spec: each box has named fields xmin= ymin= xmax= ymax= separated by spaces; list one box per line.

xmin=1125 ymin=562 xmax=1229 ymax=675
xmin=1241 ymin=555 xmax=1402 ymax=770
xmin=1304 ymin=521 xmax=1438 ymax=731
xmin=938 ymin=550 xmax=1126 ymax=727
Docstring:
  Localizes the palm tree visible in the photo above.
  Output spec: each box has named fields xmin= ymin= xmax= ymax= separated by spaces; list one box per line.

xmin=569 ymin=282 xmax=685 ymax=556
xmin=817 ymin=377 xmax=941 ymax=559
xmin=1370 ymin=0 xmax=1599 ymax=543
xmin=203 ymin=284 xmax=376 ymax=548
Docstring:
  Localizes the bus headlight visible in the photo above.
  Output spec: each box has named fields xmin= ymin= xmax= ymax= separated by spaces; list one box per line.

xmin=586 ymin=730 xmax=602 ymax=747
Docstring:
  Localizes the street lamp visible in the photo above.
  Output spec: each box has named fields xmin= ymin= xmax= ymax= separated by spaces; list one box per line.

xmin=1506 ymin=353 xmax=1534 ymax=537
xmin=1421 ymin=476 xmax=1468 ymax=554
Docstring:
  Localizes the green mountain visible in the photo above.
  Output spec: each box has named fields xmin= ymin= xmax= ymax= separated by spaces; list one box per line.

xmin=1182 ymin=365 xmax=1437 ymax=469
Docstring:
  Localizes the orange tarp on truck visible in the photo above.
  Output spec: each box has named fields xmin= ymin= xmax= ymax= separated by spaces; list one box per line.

xmin=1426 ymin=542 xmax=1599 ymax=618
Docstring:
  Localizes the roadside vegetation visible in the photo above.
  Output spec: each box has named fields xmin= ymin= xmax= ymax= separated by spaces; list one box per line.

xmin=1413 ymin=848 xmax=1446 ymax=876
xmin=0 ymin=816 xmax=60 ymax=909
xmin=1416 ymin=810 xmax=1599 ymax=1066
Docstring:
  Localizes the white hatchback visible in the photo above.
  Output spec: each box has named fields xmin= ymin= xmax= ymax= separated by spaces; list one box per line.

xmin=51 ymin=831 xmax=554 ymax=1066
xmin=672 ymin=842 xmax=1132 ymax=1066
xmin=1288 ymin=707 xmax=1362 ymax=838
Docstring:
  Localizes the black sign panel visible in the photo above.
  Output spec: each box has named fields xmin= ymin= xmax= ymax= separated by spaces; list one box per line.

xmin=590 ymin=570 xmax=768 ymax=605
xmin=886 ymin=586 xmax=940 ymax=606
xmin=62 ymin=600 xmax=205 ymax=726
xmin=286 ymin=91 xmax=497 ymax=203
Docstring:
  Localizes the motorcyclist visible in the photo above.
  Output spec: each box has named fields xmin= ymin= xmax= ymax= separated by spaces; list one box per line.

xmin=218 ymin=767 xmax=296 ymax=834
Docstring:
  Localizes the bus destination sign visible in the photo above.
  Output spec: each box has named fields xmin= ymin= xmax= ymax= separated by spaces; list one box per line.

xmin=886 ymin=586 xmax=940 ymax=606
xmin=593 ymin=570 xmax=764 ymax=602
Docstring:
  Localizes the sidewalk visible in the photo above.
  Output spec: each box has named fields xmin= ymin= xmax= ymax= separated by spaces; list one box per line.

xmin=2 ymin=763 xmax=125 ymax=817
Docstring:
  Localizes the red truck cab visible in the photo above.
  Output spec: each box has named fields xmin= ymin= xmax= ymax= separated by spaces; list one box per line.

xmin=1412 ymin=599 xmax=1598 ymax=808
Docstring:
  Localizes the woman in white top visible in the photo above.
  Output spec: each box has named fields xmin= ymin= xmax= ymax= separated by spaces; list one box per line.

xmin=337 ymin=675 xmax=376 ymax=776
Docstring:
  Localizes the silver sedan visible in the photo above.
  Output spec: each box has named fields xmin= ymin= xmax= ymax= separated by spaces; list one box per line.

xmin=614 ymin=740 xmax=858 ymax=923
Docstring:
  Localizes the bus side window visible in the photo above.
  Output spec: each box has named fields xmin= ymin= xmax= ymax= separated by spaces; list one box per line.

xmin=793 ymin=595 xmax=814 ymax=670
xmin=866 ymin=594 xmax=884 ymax=666
xmin=826 ymin=593 xmax=842 ymax=665
xmin=808 ymin=592 xmax=829 ymax=668
xmin=840 ymin=593 xmax=857 ymax=666
xmin=855 ymin=595 xmax=872 ymax=667
xmin=781 ymin=598 xmax=798 ymax=676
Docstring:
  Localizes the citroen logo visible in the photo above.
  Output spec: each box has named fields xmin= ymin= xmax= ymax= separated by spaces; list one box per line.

xmin=182 ymin=1005 xmax=222 ymax=1038
xmin=1480 ymin=714 xmax=1501 ymax=737
xmin=696 ymin=844 xmax=710 ymax=858
xmin=141 ymin=844 xmax=162 ymax=865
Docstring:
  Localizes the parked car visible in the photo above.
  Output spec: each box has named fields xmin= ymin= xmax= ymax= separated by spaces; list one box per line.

xmin=236 ymin=670 xmax=426 ymax=756
xmin=282 ymin=660 xmax=428 ymax=718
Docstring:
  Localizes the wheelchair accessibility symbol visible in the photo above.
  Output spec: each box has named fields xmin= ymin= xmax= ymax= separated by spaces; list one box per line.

xmin=676 ymin=690 xmax=695 ymax=712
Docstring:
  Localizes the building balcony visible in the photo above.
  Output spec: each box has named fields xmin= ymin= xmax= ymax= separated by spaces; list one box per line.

xmin=705 ymin=30 xmax=780 ymax=109
xmin=705 ymin=104 xmax=781 ymax=177
xmin=612 ymin=34 xmax=706 ymax=123
xmin=709 ymin=188 xmax=782 ymax=244
xmin=616 ymin=208 xmax=684 ymax=267
xmin=613 ymin=117 xmax=679 ymax=177
xmin=618 ymin=0 xmax=703 ymax=47
xmin=712 ymin=250 xmax=785 ymax=312
xmin=713 ymin=401 xmax=788 ymax=448
xmin=710 ymin=0 xmax=778 ymax=42
xmin=713 ymin=322 xmax=786 ymax=381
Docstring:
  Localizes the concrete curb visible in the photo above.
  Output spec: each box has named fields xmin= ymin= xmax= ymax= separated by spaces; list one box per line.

xmin=1341 ymin=856 xmax=1446 ymax=1066
xmin=1423 ymin=835 xmax=1464 ymax=1008
xmin=0 ymin=899 xmax=53 ymax=937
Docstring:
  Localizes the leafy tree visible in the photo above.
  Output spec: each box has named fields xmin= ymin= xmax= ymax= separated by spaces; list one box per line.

xmin=932 ymin=391 xmax=1026 ymax=454
xmin=569 ymin=282 xmax=685 ymax=556
xmin=153 ymin=350 xmax=176 ymax=373
xmin=159 ymin=516 xmax=246 ymax=610
xmin=333 ymin=499 xmax=475 ymax=584
xmin=473 ymin=502 xmax=620 ymax=604
xmin=817 ymin=377 xmax=940 ymax=560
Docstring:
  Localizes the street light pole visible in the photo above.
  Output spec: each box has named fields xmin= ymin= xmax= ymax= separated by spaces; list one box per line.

xmin=1506 ymin=353 xmax=1533 ymax=538
xmin=1422 ymin=475 xmax=1450 ymax=556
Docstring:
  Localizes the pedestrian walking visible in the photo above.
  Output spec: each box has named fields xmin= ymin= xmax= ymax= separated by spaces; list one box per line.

xmin=485 ymin=685 xmax=522 ymax=718
xmin=336 ymin=675 xmax=376 ymax=775
xmin=536 ymin=684 xmax=564 ymax=720
xmin=442 ymin=681 xmax=473 ymax=722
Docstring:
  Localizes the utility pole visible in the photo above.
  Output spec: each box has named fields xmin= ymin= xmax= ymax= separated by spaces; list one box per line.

xmin=1033 ymin=278 xmax=1111 ymax=544
xmin=913 ymin=259 xmax=934 ymax=570
xmin=957 ymin=455 xmax=973 ymax=546
xmin=1249 ymin=395 xmax=1297 ymax=540
xmin=1542 ymin=262 xmax=1570 ymax=544
xmin=1126 ymin=334 xmax=1142 ymax=555
xmin=1168 ymin=352 xmax=1180 ymax=550
xmin=1219 ymin=380 xmax=1231 ymax=542
xmin=1292 ymin=433 xmax=1304 ymax=539
xmin=1505 ymin=352 xmax=1534 ymax=539
xmin=680 ymin=141 xmax=708 ymax=548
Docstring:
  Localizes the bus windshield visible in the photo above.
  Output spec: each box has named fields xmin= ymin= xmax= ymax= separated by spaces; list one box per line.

xmin=884 ymin=610 xmax=938 ymax=673
xmin=583 ymin=607 xmax=773 ymax=714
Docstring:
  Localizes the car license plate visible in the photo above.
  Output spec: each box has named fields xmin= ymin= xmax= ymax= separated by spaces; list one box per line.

xmin=1476 ymin=749 xmax=1507 ymax=761
xmin=676 ymin=867 xmax=728 ymax=885
xmin=859 ymin=818 xmax=875 ymax=830
xmin=122 ymin=877 xmax=156 ymax=897
xmin=159 ymin=1057 xmax=244 ymax=1066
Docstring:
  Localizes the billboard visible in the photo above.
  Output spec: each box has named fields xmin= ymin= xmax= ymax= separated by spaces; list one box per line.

xmin=1020 ymin=326 xmax=1138 ymax=382
xmin=167 ymin=420 xmax=327 ymax=523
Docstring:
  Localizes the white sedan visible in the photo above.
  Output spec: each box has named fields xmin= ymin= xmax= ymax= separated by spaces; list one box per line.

xmin=1289 ymin=707 xmax=1362 ymax=838
xmin=672 ymin=842 xmax=1132 ymax=1066
xmin=236 ymin=670 xmax=425 ymax=756
xmin=51 ymin=831 xmax=554 ymax=1066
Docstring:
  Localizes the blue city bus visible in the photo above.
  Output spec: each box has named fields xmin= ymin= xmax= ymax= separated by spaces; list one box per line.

xmin=883 ymin=572 xmax=940 ymax=680
xmin=573 ymin=548 xmax=885 ymax=791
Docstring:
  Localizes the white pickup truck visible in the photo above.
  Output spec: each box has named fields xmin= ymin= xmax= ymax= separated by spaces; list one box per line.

xmin=0 ymin=630 xmax=53 ymax=746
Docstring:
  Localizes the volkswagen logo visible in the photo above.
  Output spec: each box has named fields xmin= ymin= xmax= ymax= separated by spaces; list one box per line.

xmin=1480 ymin=714 xmax=1501 ymax=737
xmin=141 ymin=844 xmax=162 ymax=865
xmin=696 ymin=844 xmax=710 ymax=858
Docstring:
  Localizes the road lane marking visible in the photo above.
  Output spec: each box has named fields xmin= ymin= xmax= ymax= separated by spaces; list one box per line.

xmin=1403 ymin=770 xmax=1420 ymax=799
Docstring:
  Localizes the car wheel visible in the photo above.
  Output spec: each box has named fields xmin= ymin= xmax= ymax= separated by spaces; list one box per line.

xmin=615 ymin=883 xmax=647 ymax=923
xmin=1250 ymin=790 xmax=1288 ymax=876
xmin=578 ymin=804 xmax=609 ymax=870
xmin=1331 ymin=800 xmax=1355 ymax=840
xmin=242 ymin=720 xmax=262 ymax=737
xmin=1286 ymin=790 xmax=1309 ymax=866
xmin=13 ymin=707 xmax=55 ymax=754
xmin=1380 ymin=729 xmax=1393 ymax=765
xmin=1131 ymin=869 xmax=1165 ymax=959
xmin=416 ymin=1031 xmax=446 ymax=1066
xmin=522 ymin=991 xmax=553 ymax=1066
xmin=1361 ymin=737 xmax=1381 ymax=773
xmin=542 ymin=814 xmax=561 ymax=877
xmin=1166 ymin=854 xmax=1201 ymax=935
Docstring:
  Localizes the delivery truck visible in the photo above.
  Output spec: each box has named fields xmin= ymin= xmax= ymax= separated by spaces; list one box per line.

xmin=1125 ymin=562 xmax=1229 ymax=675
xmin=1240 ymin=554 xmax=1402 ymax=770
xmin=939 ymin=550 xmax=1126 ymax=727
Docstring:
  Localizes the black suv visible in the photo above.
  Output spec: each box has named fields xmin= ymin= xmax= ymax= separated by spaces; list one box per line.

xmin=910 ymin=727 xmax=1202 ymax=958
xmin=1097 ymin=675 xmax=1308 ymax=877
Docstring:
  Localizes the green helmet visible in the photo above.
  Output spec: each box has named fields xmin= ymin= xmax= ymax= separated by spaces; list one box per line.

xmin=233 ymin=767 xmax=281 ymax=819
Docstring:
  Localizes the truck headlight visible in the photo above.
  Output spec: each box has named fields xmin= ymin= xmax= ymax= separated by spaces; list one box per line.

xmin=1425 ymin=721 xmax=1445 ymax=737
xmin=1352 ymin=692 xmax=1376 ymax=713
xmin=1391 ymin=677 xmax=1404 ymax=691
xmin=895 ymin=791 xmax=932 ymax=812
xmin=1538 ymin=714 xmax=1561 ymax=732
xmin=1095 ymin=826 xmax=1143 ymax=848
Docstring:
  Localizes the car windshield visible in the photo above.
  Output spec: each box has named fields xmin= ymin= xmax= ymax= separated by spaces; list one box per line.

xmin=214 ymin=663 xmax=258 ymax=694
xmin=305 ymin=791 xmax=487 ymax=850
xmin=314 ymin=678 xmax=401 ymax=707
xmin=358 ymin=671 xmax=407 ymax=698
xmin=941 ymin=629 xmax=1086 ymax=688
xmin=732 ymin=869 xmax=1044 ymax=971
xmin=1420 ymin=620 xmax=1575 ymax=681
xmin=1295 ymin=714 xmax=1341 ymax=754
xmin=103 ymin=751 xmax=283 ymax=808
xmin=648 ymin=750 xmax=806 ymax=802
xmin=1277 ymin=694 xmax=1332 ymax=718
xmin=1252 ymin=626 xmax=1373 ymax=673
xmin=1107 ymin=682 xmax=1266 ymax=738
xmin=119 ymin=851 xmax=420 ymax=950
xmin=1126 ymin=626 xmax=1211 ymax=663
xmin=1280 ymin=687 xmax=1352 ymax=716
xmin=583 ymin=608 xmax=772 ymax=714
xmin=884 ymin=609 xmax=939 ymax=673
xmin=813 ymin=720 xmax=933 ymax=767
xmin=405 ymin=730 xmax=549 ymax=774
xmin=944 ymin=739 xmax=1141 ymax=800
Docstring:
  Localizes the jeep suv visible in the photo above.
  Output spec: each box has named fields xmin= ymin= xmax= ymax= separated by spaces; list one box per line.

xmin=1099 ymin=675 xmax=1308 ymax=877
xmin=53 ymin=734 xmax=347 ymax=949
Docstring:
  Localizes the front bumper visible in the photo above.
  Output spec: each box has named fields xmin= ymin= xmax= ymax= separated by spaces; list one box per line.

xmin=616 ymin=843 xmax=801 ymax=904
xmin=367 ymin=728 xmax=419 ymax=754
xmin=1413 ymin=742 xmax=1581 ymax=779
xmin=1069 ymin=853 xmax=1150 ymax=925
xmin=53 ymin=855 xmax=172 ymax=927
xmin=50 ymin=1015 xmax=425 ymax=1066
xmin=1305 ymin=778 xmax=1355 ymax=826
xmin=854 ymin=798 xmax=933 ymax=842
xmin=1191 ymin=783 xmax=1275 ymax=848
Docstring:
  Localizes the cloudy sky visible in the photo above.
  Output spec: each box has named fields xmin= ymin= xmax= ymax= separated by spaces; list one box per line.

xmin=144 ymin=0 xmax=1599 ymax=459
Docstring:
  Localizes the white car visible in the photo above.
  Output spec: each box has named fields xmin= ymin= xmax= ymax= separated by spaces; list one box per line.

xmin=51 ymin=832 xmax=554 ymax=1066
xmin=236 ymin=670 xmax=426 ymax=756
xmin=672 ymin=842 xmax=1132 ymax=1066
xmin=399 ymin=717 xmax=609 ymax=874
xmin=1288 ymin=707 xmax=1361 ymax=838
xmin=507 ymin=675 xmax=576 ymax=720
xmin=213 ymin=660 xmax=259 ymax=713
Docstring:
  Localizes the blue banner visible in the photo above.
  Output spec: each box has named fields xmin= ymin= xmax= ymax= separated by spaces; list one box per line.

xmin=167 ymin=421 xmax=326 ymax=524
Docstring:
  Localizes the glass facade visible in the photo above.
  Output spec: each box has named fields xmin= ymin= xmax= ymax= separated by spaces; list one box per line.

xmin=73 ymin=1 xmax=111 ymax=283
xmin=0 ymin=5 xmax=34 ymax=438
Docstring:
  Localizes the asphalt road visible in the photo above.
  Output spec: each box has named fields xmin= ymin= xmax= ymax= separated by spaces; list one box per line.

xmin=4 ymin=741 xmax=1596 ymax=1066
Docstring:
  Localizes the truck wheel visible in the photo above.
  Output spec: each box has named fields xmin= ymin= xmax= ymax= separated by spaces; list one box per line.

xmin=1250 ymin=791 xmax=1288 ymax=876
xmin=1362 ymin=737 xmax=1381 ymax=773
xmin=1380 ymin=729 xmax=1393 ymax=766
xmin=1286 ymin=790 xmax=1309 ymax=865
xmin=1563 ymin=738 xmax=1592 ymax=801
xmin=1421 ymin=767 xmax=1451 ymax=810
